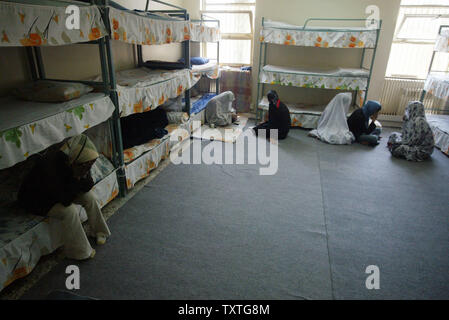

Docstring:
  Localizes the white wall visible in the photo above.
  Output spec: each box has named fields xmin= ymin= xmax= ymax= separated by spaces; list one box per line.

xmin=252 ymin=0 xmax=401 ymax=108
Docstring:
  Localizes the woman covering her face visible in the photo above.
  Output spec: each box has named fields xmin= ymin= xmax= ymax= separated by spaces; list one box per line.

xmin=347 ymin=100 xmax=382 ymax=146
xmin=388 ymin=101 xmax=434 ymax=161
xmin=253 ymin=90 xmax=291 ymax=140
xmin=18 ymin=134 xmax=110 ymax=260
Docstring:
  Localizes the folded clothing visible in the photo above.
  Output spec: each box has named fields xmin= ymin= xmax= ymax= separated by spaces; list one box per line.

xmin=14 ymin=80 xmax=93 ymax=103
xmin=179 ymin=57 xmax=209 ymax=66
xmin=120 ymin=108 xmax=169 ymax=149
xmin=143 ymin=60 xmax=186 ymax=70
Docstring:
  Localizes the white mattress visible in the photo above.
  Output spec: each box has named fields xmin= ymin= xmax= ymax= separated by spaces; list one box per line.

xmin=93 ymin=68 xmax=199 ymax=117
xmin=0 ymin=93 xmax=115 ymax=170
xmin=427 ymin=114 xmax=449 ymax=156
xmin=261 ymin=19 xmax=378 ymax=48
xmin=262 ymin=65 xmax=369 ymax=77
xmin=192 ymin=61 xmax=218 ymax=73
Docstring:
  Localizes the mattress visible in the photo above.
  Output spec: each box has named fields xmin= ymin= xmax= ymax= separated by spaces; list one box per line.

xmin=434 ymin=28 xmax=449 ymax=53
xmin=260 ymin=64 xmax=369 ymax=92
xmin=94 ymin=68 xmax=199 ymax=117
xmin=192 ymin=61 xmax=220 ymax=79
xmin=423 ymin=73 xmax=449 ymax=100
xmin=260 ymin=19 xmax=378 ymax=48
xmin=0 ymin=93 xmax=115 ymax=170
xmin=0 ymin=168 xmax=118 ymax=292
xmin=107 ymin=6 xmax=190 ymax=45
xmin=258 ymin=96 xmax=358 ymax=129
xmin=190 ymin=22 xmax=220 ymax=43
xmin=0 ymin=1 xmax=107 ymax=47
xmin=427 ymin=114 xmax=449 ymax=156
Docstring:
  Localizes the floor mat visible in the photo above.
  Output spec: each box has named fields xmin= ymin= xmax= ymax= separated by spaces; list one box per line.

xmin=191 ymin=114 xmax=249 ymax=143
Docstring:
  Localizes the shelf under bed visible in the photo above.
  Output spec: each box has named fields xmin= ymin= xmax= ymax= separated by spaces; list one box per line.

xmin=257 ymin=96 xmax=358 ymax=129
xmin=260 ymin=64 xmax=369 ymax=91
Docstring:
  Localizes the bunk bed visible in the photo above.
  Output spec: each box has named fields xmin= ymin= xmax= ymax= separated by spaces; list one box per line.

xmin=256 ymin=18 xmax=382 ymax=129
xmin=189 ymin=16 xmax=221 ymax=116
xmin=100 ymin=0 xmax=198 ymax=190
xmin=0 ymin=0 xmax=120 ymax=292
xmin=421 ymin=25 xmax=449 ymax=157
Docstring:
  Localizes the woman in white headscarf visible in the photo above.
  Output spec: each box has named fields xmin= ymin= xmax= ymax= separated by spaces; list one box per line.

xmin=388 ymin=101 xmax=434 ymax=161
xmin=309 ymin=92 xmax=355 ymax=144
xmin=18 ymin=134 xmax=110 ymax=260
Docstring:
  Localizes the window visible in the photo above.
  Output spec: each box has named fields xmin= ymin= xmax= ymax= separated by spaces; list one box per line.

xmin=385 ymin=0 xmax=449 ymax=79
xmin=201 ymin=0 xmax=256 ymax=66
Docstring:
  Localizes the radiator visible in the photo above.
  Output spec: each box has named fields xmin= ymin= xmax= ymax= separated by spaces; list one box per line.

xmin=380 ymin=77 xmax=446 ymax=116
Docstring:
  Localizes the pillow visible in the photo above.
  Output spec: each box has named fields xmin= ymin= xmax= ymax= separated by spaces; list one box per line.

xmin=178 ymin=57 xmax=210 ymax=66
xmin=14 ymin=80 xmax=93 ymax=103
xmin=191 ymin=57 xmax=209 ymax=65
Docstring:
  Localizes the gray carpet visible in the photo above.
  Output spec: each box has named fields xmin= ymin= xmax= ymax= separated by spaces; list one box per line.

xmin=21 ymin=126 xmax=449 ymax=300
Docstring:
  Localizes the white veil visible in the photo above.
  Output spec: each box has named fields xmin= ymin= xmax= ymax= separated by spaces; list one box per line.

xmin=309 ymin=92 xmax=355 ymax=144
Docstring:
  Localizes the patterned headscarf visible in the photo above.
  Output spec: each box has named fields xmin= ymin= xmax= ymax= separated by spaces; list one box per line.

xmin=401 ymin=101 xmax=433 ymax=146
xmin=60 ymin=134 xmax=99 ymax=165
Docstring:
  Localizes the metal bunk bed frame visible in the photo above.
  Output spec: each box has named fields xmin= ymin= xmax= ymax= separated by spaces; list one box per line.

xmin=256 ymin=17 xmax=382 ymax=122
xmin=99 ymin=0 xmax=191 ymax=196
xmin=420 ymin=24 xmax=449 ymax=110
xmin=191 ymin=14 xmax=220 ymax=95
xmin=20 ymin=0 xmax=126 ymax=197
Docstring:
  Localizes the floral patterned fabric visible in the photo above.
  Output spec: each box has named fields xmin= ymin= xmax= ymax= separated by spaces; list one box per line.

xmin=0 ymin=2 xmax=107 ymax=47
xmin=424 ymin=73 xmax=449 ymax=100
xmin=388 ymin=101 xmax=435 ymax=162
xmin=93 ymin=68 xmax=199 ymax=117
xmin=190 ymin=22 xmax=220 ymax=43
xmin=192 ymin=61 xmax=220 ymax=80
xmin=0 ymin=93 xmax=115 ymax=170
xmin=260 ymin=65 xmax=369 ymax=91
xmin=260 ymin=19 xmax=378 ymax=48
xmin=434 ymin=29 xmax=449 ymax=53
xmin=108 ymin=6 xmax=190 ymax=45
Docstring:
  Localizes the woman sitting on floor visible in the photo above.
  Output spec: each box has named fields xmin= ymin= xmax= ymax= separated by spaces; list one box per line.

xmin=387 ymin=101 xmax=434 ymax=161
xmin=253 ymin=90 xmax=291 ymax=140
xmin=18 ymin=134 xmax=110 ymax=260
xmin=347 ymin=100 xmax=382 ymax=146
xmin=308 ymin=92 xmax=355 ymax=144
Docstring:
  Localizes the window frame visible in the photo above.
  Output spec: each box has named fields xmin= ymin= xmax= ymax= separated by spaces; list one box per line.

xmin=201 ymin=0 xmax=255 ymax=66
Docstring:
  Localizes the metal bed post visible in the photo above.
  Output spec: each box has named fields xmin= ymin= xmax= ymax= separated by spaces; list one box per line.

xmin=420 ymin=25 xmax=448 ymax=102
xmin=216 ymin=19 xmax=220 ymax=95
xmin=256 ymin=17 xmax=265 ymax=123
xmin=102 ymin=4 xmax=127 ymax=197
xmin=362 ymin=19 xmax=382 ymax=107
xmin=25 ymin=47 xmax=38 ymax=81
xmin=184 ymin=12 xmax=191 ymax=115
xmin=33 ymin=47 xmax=46 ymax=80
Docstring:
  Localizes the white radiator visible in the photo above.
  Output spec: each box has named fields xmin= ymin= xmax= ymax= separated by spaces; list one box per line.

xmin=380 ymin=77 xmax=445 ymax=116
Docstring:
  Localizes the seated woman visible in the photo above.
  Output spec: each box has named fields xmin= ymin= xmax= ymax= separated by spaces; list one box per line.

xmin=308 ymin=92 xmax=355 ymax=144
xmin=347 ymin=100 xmax=382 ymax=146
xmin=18 ymin=134 xmax=110 ymax=260
xmin=253 ymin=90 xmax=291 ymax=140
xmin=387 ymin=101 xmax=434 ymax=161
